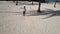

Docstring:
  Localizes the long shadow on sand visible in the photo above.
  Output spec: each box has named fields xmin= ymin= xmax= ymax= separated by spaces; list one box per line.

xmin=0 ymin=9 xmax=60 ymax=19
xmin=27 ymin=9 xmax=60 ymax=19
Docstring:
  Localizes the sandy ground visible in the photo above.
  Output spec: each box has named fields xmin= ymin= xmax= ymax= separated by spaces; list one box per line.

xmin=0 ymin=1 xmax=60 ymax=34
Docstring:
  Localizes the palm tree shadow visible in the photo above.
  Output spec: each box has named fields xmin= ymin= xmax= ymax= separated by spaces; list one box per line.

xmin=43 ymin=9 xmax=60 ymax=19
xmin=43 ymin=13 xmax=56 ymax=19
xmin=27 ymin=9 xmax=60 ymax=19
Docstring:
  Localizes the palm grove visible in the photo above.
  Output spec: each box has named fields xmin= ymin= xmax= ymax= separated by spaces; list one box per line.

xmin=13 ymin=0 xmax=44 ymax=12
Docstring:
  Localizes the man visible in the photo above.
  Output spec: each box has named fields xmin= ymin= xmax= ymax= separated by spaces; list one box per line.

xmin=23 ymin=6 xmax=26 ymax=16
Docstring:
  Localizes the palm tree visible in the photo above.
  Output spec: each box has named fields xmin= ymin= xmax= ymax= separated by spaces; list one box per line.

xmin=16 ymin=0 xmax=18 ymax=5
xmin=54 ymin=0 xmax=56 ymax=7
xmin=37 ymin=0 xmax=41 ymax=12
xmin=32 ymin=0 xmax=33 ymax=5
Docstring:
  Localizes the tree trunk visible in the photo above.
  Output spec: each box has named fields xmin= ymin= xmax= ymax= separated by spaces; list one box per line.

xmin=54 ymin=0 xmax=56 ymax=7
xmin=37 ymin=0 xmax=41 ymax=12
xmin=16 ymin=0 xmax=18 ymax=5
xmin=32 ymin=0 xmax=33 ymax=5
